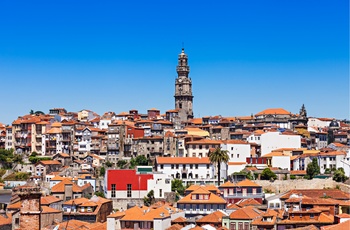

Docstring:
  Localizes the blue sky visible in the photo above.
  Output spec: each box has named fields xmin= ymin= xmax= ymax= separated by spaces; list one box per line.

xmin=0 ymin=0 xmax=348 ymax=125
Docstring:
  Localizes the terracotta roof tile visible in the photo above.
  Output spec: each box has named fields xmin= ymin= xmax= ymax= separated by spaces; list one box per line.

xmin=41 ymin=206 xmax=61 ymax=213
xmin=229 ymin=206 xmax=262 ymax=219
xmin=255 ymin=108 xmax=291 ymax=116
xmin=37 ymin=160 xmax=61 ymax=165
xmin=41 ymin=195 xmax=62 ymax=205
xmin=236 ymin=179 xmax=261 ymax=187
xmin=166 ymin=224 xmax=183 ymax=230
xmin=236 ymin=198 xmax=262 ymax=207
xmin=51 ymin=178 xmax=82 ymax=193
xmin=0 ymin=212 xmax=12 ymax=226
xmin=178 ymin=187 xmax=226 ymax=204
xmin=196 ymin=210 xmax=226 ymax=223
xmin=321 ymin=220 xmax=350 ymax=230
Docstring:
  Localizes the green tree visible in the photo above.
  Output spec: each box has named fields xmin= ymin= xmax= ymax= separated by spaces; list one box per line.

xmin=171 ymin=179 xmax=185 ymax=196
xmin=261 ymin=168 xmax=277 ymax=180
xmin=143 ymin=190 xmax=155 ymax=206
xmin=105 ymin=161 xmax=113 ymax=168
xmin=232 ymin=170 xmax=254 ymax=180
xmin=209 ymin=147 xmax=229 ymax=186
xmin=333 ymin=168 xmax=348 ymax=182
xmin=94 ymin=191 xmax=105 ymax=198
xmin=306 ymin=158 xmax=320 ymax=179
xmin=117 ymin=160 xmax=127 ymax=169
xmin=0 ymin=149 xmax=15 ymax=169
xmin=100 ymin=167 xmax=106 ymax=177
xmin=130 ymin=155 xmax=148 ymax=169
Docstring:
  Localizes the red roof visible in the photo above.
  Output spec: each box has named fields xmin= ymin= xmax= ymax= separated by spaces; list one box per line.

xmin=106 ymin=169 xmax=153 ymax=191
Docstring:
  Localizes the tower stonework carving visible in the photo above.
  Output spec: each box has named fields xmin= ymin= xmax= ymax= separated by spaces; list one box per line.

xmin=174 ymin=48 xmax=194 ymax=122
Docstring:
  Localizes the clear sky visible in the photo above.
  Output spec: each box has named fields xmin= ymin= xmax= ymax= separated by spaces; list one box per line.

xmin=0 ymin=0 xmax=349 ymax=125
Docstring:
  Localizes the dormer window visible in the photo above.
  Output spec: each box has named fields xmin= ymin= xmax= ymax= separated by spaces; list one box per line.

xmin=192 ymin=195 xmax=196 ymax=200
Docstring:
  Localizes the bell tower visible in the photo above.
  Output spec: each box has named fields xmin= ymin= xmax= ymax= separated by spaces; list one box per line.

xmin=174 ymin=48 xmax=194 ymax=122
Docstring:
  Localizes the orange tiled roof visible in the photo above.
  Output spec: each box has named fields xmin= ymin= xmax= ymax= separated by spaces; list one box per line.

xmin=41 ymin=195 xmax=62 ymax=205
xmin=120 ymin=204 xmax=180 ymax=221
xmin=7 ymin=201 xmax=21 ymax=210
xmin=280 ymin=189 xmax=350 ymax=200
xmin=196 ymin=210 xmax=226 ymax=223
xmin=156 ymin=157 xmax=211 ymax=164
xmin=46 ymin=127 xmax=62 ymax=134
xmin=222 ymin=140 xmax=248 ymax=145
xmin=219 ymin=181 xmax=235 ymax=187
xmin=79 ymin=201 xmax=98 ymax=207
xmin=186 ymin=139 xmax=222 ymax=145
xmin=186 ymin=184 xmax=220 ymax=193
xmin=172 ymin=216 xmax=187 ymax=223
xmin=229 ymin=206 xmax=263 ymax=220
xmin=63 ymin=197 xmax=89 ymax=205
xmin=236 ymin=179 xmax=261 ymax=187
xmin=236 ymin=198 xmax=262 ymax=207
xmin=255 ymin=108 xmax=291 ymax=116
xmin=0 ymin=212 xmax=12 ymax=226
xmin=227 ymin=203 xmax=241 ymax=209
xmin=178 ymin=187 xmax=226 ymax=204
xmin=166 ymin=224 xmax=183 ymax=230
xmin=41 ymin=206 xmax=61 ymax=213
xmin=51 ymin=178 xmax=82 ymax=193
xmin=37 ymin=160 xmax=61 ymax=165
xmin=321 ymin=219 xmax=350 ymax=230
xmin=58 ymin=219 xmax=90 ymax=230
xmin=262 ymin=152 xmax=290 ymax=158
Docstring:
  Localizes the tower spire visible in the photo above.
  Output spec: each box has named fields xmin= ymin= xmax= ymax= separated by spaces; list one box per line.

xmin=174 ymin=48 xmax=193 ymax=123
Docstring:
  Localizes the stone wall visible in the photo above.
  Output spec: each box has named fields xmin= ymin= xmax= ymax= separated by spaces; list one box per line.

xmin=253 ymin=178 xmax=339 ymax=194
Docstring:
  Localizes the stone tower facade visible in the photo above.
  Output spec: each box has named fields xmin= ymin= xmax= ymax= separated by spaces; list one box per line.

xmin=174 ymin=48 xmax=194 ymax=122
xmin=15 ymin=185 xmax=42 ymax=230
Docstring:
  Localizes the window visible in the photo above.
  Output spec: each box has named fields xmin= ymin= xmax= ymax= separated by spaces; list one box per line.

xmin=238 ymin=222 xmax=243 ymax=230
xmin=244 ymin=223 xmax=249 ymax=230
xmin=171 ymin=164 xmax=174 ymax=169
xmin=237 ymin=154 xmax=240 ymax=158
xmin=160 ymin=164 xmax=164 ymax=169
xmin=111 ymin=184 xmax=116 ymax=198
xmin=159 ymin=189 xmax=162 ymax=197
xmin=207 ymin=164 xmax=210 ymax=169
xmin=252 ymin=188 xmax=257 ymax=195
xmin=310 ymin=213 xmax=314 ymax=219
xmin=190 ymin=164 xmax=193 ymax=169
xmin=195 ymin=164 xmax=198 ymax=169
xmin=15 ymin=218 xmax=19 ymax=225
xmin=230 ymin=223 xmax=236 ymax=230
xmin=127 ymin=184 xmax=132 ymax=198
xmin=176 ymin=164 xmax=179 ymax=169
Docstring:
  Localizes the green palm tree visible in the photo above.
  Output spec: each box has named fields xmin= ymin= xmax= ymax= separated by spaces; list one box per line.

xmin=209 ymin=147 xmax=229 ymax=186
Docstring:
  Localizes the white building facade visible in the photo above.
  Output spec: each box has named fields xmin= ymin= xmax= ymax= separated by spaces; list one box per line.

xmin=261 ymin=132 xmax=301 ymax=156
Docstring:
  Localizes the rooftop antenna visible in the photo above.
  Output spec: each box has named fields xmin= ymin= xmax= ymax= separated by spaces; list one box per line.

xmin=182 ymin=42 xmax=185 ymax=50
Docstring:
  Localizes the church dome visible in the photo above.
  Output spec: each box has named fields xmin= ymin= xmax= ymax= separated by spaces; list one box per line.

xmin=329 ymin=120 xmax=339 ymax=128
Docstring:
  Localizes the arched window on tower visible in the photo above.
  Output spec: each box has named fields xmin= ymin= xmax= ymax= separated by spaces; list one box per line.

xmin=179 ymin=103 xmax=182 ymax=109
